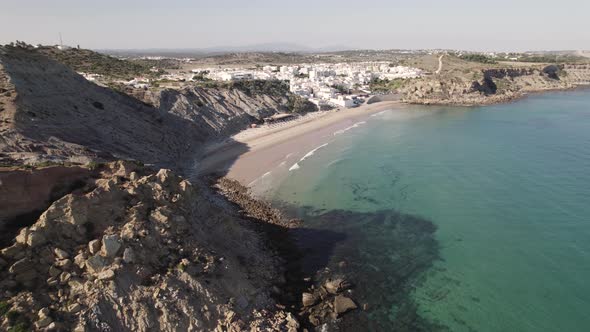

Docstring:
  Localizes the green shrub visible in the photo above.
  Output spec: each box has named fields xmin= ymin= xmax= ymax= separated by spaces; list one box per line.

xmin=8 ymin=322 xmax=30 ymax=332
xmin=460 ymin=54 xmax=497 ymax=64
xmin=287 ymin=95 xmax=317 ymax=113
xmin=0 ymin=301 xmax=9 ymax=317
xmin=86 ymin=161 xmax=103 ymax=171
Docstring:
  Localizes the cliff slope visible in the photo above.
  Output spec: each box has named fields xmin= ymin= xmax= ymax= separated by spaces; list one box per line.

xmin=399 ymin=56 xmax=590 ymax=105
xmin=0 ymin=161 xmax=297 ymax=331
xmin=0 ymin=46 xmax=301 ymax=170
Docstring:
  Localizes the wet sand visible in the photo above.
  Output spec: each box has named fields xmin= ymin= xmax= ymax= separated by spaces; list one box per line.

xmin=196 ymin=101 xmax=405 ymax=187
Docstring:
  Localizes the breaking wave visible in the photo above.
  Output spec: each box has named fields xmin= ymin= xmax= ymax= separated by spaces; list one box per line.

xmin=333 ymin=121 xmax=366 ymax=136
xmin=289 ymin=143 xmax=329 ymax=171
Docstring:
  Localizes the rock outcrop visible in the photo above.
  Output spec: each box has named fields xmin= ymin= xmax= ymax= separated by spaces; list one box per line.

xmin=400 ymin=64 xmax=590 ymax=106
xmin=0 ymin=165 xmax=94 ymax=244
xmin=0 ymin=161 xmax=298 ymax=331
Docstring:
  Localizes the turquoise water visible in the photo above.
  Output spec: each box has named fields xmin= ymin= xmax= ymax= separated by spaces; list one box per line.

xmin=267 ymin=90 xmax=590 ymax=331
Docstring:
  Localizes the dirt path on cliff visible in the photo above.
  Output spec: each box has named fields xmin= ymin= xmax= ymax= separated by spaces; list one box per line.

xmin=435 ymin=54 xmax=444 ymax=74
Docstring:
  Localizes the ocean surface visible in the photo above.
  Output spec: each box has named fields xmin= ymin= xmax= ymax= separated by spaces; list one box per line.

xmin=262 ymin=90 xmax=590 ymax=331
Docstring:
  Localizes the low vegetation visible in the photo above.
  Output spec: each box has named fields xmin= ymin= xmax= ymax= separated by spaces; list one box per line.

xmin=36 ymin=47 xmax=153 ymax=79
xmin=287 ymin=94 xmax=317 ymax=113
xmin=5 ymin=310 xmax=30 ymax=332
xmin=516 ymin=54 xmax=587 ymax=63
xmin=369 ymin=78 xmax=408 ymax=93
xmin=0 ymin=302 xmax=9 ymax=317
xmin=459 ymin=54 xmax=497 ymax=64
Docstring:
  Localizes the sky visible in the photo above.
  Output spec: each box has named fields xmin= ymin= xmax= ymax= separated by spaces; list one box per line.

xmin=1 ymin=0 xmax=589 ymax=52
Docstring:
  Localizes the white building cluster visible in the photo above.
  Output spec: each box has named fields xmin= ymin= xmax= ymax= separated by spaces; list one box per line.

xmin=196 ymin=62 xmax=423 ymax=108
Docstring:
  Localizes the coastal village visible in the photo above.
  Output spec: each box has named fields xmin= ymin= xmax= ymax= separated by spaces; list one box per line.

xmin=83 ymin=60 xmax=424 ymax=109
xmin=195 ymin=63 xmax=423 ymax=108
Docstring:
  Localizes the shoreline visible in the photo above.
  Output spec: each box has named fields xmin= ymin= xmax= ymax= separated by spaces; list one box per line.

xmin=202 ymin=85 xmax=590 ymax=330
xmin=196 ymin=100 xmax=405 ymax=185
xmin=196 ymin=83 xmax=590 ymax=187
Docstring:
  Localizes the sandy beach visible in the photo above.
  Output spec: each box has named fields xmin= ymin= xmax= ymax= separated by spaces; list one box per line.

xmin=196 ymin=101 xmax=406 ymax=188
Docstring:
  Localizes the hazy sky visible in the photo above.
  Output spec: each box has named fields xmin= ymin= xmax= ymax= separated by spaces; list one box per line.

xmin=1 ymin=0 xmax=589 ymax=51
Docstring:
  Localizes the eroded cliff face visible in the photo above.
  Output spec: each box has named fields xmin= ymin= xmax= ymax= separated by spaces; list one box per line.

xmin=152 ymin=87 xmax=290 ymax=137
xmin=0 ymin=47 xmax=206 ymax=170
xmin=0 ymin=46 xmax=296 ymax=170
xmin=0 ymin=161 xmax=298 ymax=331
xmin=400 ymin=65 xmax=590 ymax=106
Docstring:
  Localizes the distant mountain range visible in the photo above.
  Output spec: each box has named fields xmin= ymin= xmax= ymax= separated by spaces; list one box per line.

xmin=98 ymin=43 xmax=352 ymax=57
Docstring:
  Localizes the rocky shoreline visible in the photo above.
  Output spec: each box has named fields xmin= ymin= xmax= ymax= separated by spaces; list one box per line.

xmin=399 ymin=63 xmax=590 ymax=107
xmin=214 ymin=178 xmax=364 ymax=331
xmin=404 ymin=83 xmax=590 ymax=107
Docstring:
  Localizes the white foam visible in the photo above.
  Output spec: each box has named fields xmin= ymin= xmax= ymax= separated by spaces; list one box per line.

xmin=370 ymin=110 xmax=388 ymax=117
xmin=289 ymin=143 xmax=329 ymax=171
xmin=333 ymin=121 xmax=366 ymax=136
xmin=247 ymin=171 xmax=272 ymax=186
xmin=326 ymin=158 xmax=344 ymax=168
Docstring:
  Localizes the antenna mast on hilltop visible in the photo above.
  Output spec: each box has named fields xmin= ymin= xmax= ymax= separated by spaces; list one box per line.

xmin=59 ymin=32 xmax=63 ymax=48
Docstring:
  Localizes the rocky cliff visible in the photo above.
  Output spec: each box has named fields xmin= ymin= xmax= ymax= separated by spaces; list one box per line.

xmin=150 ymin=85 xmax=289 ymax=137
xmin=400 ymin=63 xmax=590 ymax=106
xmin=0 ymin=161 xmax=298 ymax=331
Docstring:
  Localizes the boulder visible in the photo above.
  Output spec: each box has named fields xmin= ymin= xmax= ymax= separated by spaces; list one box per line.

xmin=36 ymin=308 xmax=53 ymax=328
xmin=59 ymin=272 xmax=71 ymax=284
xmin=74 ymin=253 xmax=86 ymax=268
xmin=68 ymin=303 xmax=82 ymax=313
xmin=325 ymin=278 xmax=349 ymax=294
xmin=156 ymin=169 xmax=173 ymax=185
xmin=49 ymin=265 xmax=61 ymax=277
xmin=285 ymin=312 xmax=299 ymax=332
xmin=97 ymin=269 xmax=115 ymax=281
xmin=55 ymin=258 xmax=72 ymax=270
xmin=302 ymin=292 xmax=318 ymax=307
xmin=333 ymin=295 xmax=357 ymax=315
xmin=54 ymin=248 xmax=69 ymax=259
xmin=88 ymin=239 xmax=101 ymax=254
xmin=123 ymin=248 xmax=135 ymax=263
xmin=85 ymin=255 xmax=106 ymax=273
xmin=149 ymin=208 xmax=170 ymax=223
xmin=27 ymin=230 xmax=47 ymax=247
xmin=9 ymin=257 xmax=37 ymax=283
xmin=101 ymin=234 xmax=121 ymax=258
xmin=36 ymin=316 xmax=53 ymax=329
